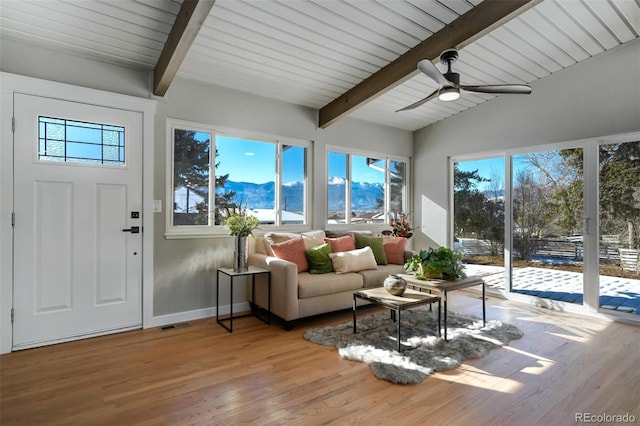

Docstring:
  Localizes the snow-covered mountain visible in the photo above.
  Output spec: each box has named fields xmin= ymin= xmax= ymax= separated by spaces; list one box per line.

xmin=211 ymin=178 xmax=383 ymax=213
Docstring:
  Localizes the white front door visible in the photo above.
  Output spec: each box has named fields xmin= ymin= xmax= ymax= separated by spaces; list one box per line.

xmin=12 ymin=93 xmax=143 ymax=349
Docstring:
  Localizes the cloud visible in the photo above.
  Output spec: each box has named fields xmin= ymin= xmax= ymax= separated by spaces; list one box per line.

xmin=245 ymin=152 xmax=255 ymax=156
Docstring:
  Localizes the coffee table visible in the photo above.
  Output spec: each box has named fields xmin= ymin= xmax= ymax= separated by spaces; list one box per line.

xmin=399 ymin=274 xmax=485 ymax=340
xmin=353 ymin=287 xmax=441 ymax=352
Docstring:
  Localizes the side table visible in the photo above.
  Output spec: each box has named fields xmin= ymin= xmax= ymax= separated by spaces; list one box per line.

xmin=216 ymin=266 xmax=271 ymax=333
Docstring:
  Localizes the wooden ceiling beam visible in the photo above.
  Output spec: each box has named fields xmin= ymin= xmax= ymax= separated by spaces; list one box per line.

xmin=318 ymin=0 xmax=540 ymax=129
xmin=153 ymin=0 xmax=216 ymax=96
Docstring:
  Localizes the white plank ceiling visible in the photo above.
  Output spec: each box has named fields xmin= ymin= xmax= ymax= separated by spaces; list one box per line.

xmin=1 ymin=0 xmax=638 ymax=131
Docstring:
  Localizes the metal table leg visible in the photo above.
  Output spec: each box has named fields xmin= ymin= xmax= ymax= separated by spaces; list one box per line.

xmin=482 ymin=281 xmax=486 ymax=326
xmin=437 ymin=298 xmax=441 ymax=337
xmin=443 ymin=290 xmax=448 ymax=341
xmin=396 ymin=307 xmax=401 ymax=352
xmin=353 ymin=293 xmax=357 ymax=333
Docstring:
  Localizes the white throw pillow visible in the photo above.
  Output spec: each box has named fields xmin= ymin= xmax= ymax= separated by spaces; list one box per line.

xmin=329 ymin=246 xmax=378 ymax=274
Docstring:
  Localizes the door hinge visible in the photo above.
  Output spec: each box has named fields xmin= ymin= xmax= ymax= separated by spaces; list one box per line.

xmin=11 ymin=212 xmax=15 ymax=228
xmin=11 ymin=308 xmax=14 ymax=323
xmin=12 ymin=117 xmax=15 ymax=133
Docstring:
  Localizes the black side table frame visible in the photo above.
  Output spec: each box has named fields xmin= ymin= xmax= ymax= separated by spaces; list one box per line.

xmin=216 ymin=267 xmax=271 ymax=333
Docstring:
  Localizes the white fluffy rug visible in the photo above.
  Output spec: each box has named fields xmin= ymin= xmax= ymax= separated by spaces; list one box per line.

xmin=304 ymin=307 xmax=523 ymax=384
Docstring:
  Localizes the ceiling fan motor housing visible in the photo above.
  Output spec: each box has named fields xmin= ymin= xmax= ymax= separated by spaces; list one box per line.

xmin=444 ymin=72 xmax=460 ymax=85
xmin=440 ymin=49 xmax=459 ymax=65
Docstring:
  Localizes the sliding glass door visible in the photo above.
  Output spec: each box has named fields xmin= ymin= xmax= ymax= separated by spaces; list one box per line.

xmin=453 ymin=157 xmax=506 ymax=289
xmin=598 ymin=140 xmax=640 ymax=315
xmin=453 ymin=137 xmax=640 ymax=318
xmin=510 ymin=149 xmax=584 ymax=306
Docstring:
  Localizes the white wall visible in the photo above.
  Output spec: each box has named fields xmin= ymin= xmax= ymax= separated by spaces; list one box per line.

xmin=412 ymin=39 xmax=640 ymax=251
xmin=0 ymin=38 xmax=151 ymax=98
xmin=152 ymin=79 xmax=413 ymax=318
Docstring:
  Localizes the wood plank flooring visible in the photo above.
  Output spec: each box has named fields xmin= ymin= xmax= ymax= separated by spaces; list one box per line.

xmin=1 ymin=293 xmax=639 ymax=426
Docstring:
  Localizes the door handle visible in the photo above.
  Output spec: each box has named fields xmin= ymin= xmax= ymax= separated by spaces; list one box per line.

xmin=122 ymin=226 xmax=140 ymax=234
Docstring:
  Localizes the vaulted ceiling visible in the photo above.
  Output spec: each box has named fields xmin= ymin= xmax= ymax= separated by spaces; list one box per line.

xmin=1 ymin=0 xmax=638 ymax=131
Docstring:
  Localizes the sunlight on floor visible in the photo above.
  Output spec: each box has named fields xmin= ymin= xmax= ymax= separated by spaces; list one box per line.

xmin=433 ymin=366 xmax=524 ymax=394
xmin=433 ymin=335 xmax=560 ymax=391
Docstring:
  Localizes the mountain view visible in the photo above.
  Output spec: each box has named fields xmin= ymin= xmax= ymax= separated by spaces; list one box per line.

xmin=212 ymin=178 xmax=383 ymax=213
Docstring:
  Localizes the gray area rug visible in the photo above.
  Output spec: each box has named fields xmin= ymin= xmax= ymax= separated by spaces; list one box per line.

xmin=304 ymin=307 xmax=523 ymax=384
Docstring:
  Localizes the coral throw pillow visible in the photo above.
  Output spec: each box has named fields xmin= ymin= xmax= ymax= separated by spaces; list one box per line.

xmin=382 ymin=236 xmax=407 ymax=265
xmin=270 ymin=237 xmax=309 ymax=273
xmin=329 ymin=246 xmax=378 ymax=274
xmin=325 ymin=235 xmax=356 ymax=253
xmin=264 ymin=231 xmax=326 ymax=255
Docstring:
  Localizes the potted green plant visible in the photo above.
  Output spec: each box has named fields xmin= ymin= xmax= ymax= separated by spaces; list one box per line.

xmin=221 ymin=200 xmax=260 ymax=272
xmin=404 ymin=247 xmax=466 ymax=280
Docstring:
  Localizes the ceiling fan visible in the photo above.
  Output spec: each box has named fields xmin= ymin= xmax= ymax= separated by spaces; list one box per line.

xmin=397 ymin=49 xmax=532 ymax=112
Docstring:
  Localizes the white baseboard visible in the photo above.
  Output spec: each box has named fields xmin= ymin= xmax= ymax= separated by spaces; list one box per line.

xmin=144 ymin=302 xmax=251 ymax=329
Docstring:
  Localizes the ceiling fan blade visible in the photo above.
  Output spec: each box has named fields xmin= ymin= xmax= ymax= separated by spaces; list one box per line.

xmin=417 ymin=59 xmax=447 ymax=88
xmin=460 ymin=84 xmax=532 ymax=95
xmin=396 ymin=88 xmax=440 ymax=112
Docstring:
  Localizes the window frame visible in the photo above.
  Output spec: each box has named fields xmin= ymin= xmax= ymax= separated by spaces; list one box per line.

xmin=326 ymin=145 xmax=410 ymax=230
xmin=165 ymin=118 xmax=312 ymax=239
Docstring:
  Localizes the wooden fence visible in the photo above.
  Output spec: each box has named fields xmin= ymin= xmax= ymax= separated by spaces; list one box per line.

xmin=460 ymin=237 xmax=638 ymax=271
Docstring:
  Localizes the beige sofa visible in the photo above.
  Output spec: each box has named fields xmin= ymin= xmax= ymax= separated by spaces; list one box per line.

xmin=247 ymin=230 xmax=412 ymax=330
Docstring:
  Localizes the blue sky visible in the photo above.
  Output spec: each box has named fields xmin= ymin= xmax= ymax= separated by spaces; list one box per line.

xmin=328 ymin=151 xmax=385 ymax=183
xmin=215 ymin=135 xmax=275 ymax=184
xmin=215 ymin=136 xmax=384 ymax=184
xmin=456 ymin=158 xmax=505 ymax=191
xmin=456 ymin=156 xmax=530 ymax=191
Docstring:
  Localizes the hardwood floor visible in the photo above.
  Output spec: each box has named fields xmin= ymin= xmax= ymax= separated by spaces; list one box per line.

xmin=1 ymin=293 xmax=639 ymax=426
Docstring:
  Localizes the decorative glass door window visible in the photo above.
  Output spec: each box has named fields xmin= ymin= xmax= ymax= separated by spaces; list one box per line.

xmin=38 ymin=116 xmax=125 ymax=165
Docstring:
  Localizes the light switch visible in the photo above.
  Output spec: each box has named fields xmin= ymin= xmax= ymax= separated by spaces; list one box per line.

xmin=153 ymin=200 xmax=162 ymax=213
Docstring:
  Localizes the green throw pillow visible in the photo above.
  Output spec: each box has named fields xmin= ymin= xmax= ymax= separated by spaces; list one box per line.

xmin=305 ymin=243 xmax=333 ymax=274
xmin=354 ymin=233 xmax=388 ymax=265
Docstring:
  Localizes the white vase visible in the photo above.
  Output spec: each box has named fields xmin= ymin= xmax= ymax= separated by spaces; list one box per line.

xmin=233 ymin=235 xmax=248 ymax=272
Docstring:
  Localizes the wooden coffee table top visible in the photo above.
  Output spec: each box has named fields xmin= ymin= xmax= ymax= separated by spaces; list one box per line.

xmin=354 ymin=287 xmax=440 ymax=308
xmin=398 ymin=274 xmax=484 ymax=292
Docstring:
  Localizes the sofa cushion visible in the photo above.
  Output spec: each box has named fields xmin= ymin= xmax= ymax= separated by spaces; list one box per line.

xmin=264 ymin=230 xmax=326 ymax=255
xmin=329 ymin=246 xmax=378 ymax=274
xmin=354 ymin=233 xmax=388 ymax=265
xmin=382 ymin=236 xmax=407 ymax=265
xmin=324 ymin=230 xmax=353 ymax=239
xmin=305 ymin=243 xmax=333 ymax=274
xmin=253 ymin=236 xmax=269 ymax=255
xmin=325 ymin=235 xmax=355 ymax=253
xmin=298 ymin=271 xmax=363 ymax=299
xmin=357 ymin=264 xmax=407 ymax=288
xmin=270 ymin=237 xmax=309 ymax=273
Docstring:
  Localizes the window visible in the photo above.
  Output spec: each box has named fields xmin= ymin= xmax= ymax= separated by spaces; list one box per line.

xmin=166 ymin=119 xmax=310 ymax=237
xmin=327 ymin=148 xmax=409 ymax=226
xmin=38 ymin=116 xmax=125 ymax=165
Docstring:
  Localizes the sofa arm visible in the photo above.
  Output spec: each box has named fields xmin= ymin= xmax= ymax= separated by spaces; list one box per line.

xmin=403 ymin=249 xmax=417 ymax=262
xmin=248 ymin=253 xmax=300 ymax=321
